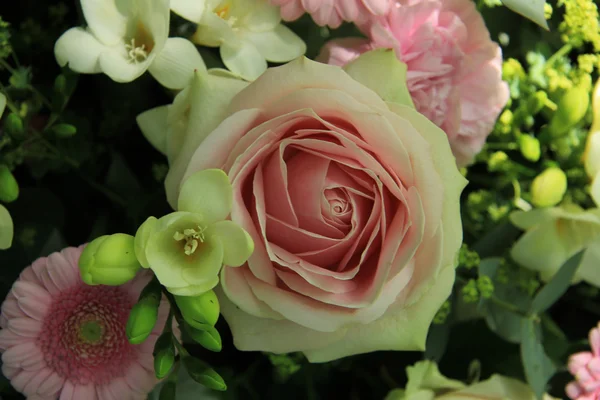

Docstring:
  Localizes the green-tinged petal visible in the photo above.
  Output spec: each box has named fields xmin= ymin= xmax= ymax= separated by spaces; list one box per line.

xmin=246 ymin=25 xmax=306 ymax=63
xmin=0 ymin=204 xmax=13 ymax=250
xmin=385 ymin=390 xmax=433 ymax=400
xmin=54 ymin=28 xmax=104 ymax=74
xmin=304 ymin=266 xmax=456 ymax=362
xmin=405 ymin=361 xmax=465 ymax=393
xmin=578 ymin=240 xmax=600 ymax=287
xmin=164 ymin=70 xmax=249 ymax=208
xmin=166 ymin=276 xmax=220 ymax=296
xmin=80 ymin=0 xmax=129 ymax=45
xmin=181 ymin=235 xmax=224 ymax=284
xmin=170 ymin=0 xmax=205 ymax=22
xmin=178 ymin=169 xmax=233 ymax=222
xmin=136 ymin=106 xmax=169 ymax=155
xmin=148 ymin=37 xmax=206 ymax=90
xmin=134 ymin=216 xmax=159 ymax=268
xmin=510 ymin=222 xmax=571 ymax=281
xmin=193 ymin=12 xmax=236 ymax=47
xmin=239 ymin=0 xmax=280 ymax=32
xmin=345 ymin=50 xmax=415 ymax=108
xmin=0 ymin=92 xmax=6 ymax=118
xmin=501 ymin=0 xmax=549 ymax=30
xmin=510 ymin=208 xmax=561 ymax=230
xmin=99 ymin=48 xmax=152 ymax=83
xmin=592 ymin=173 xmax=600 ymax=207
xmin=220 ymin=41 xmax=267 ymax=81
xmin=584 ymin=131 xmax=600 ymax=179
xmin=206 ymin=220 xmax=254 ymax=267
xmin=451 ymin=374 xmax=540 ymax=399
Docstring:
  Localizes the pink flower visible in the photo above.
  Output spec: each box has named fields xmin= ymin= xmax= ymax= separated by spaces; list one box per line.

xmin=270 ymin=0 xmax=392 ymax=28
xmin=317 ymin=0 xmax=509 ymax=166
xmin=172 ymin=57 xmax=466 ymax=362
xmin=567 ymin=323 xmax=600 ymax=400
xmin=0 ymin=246 xmax=170 ymax=400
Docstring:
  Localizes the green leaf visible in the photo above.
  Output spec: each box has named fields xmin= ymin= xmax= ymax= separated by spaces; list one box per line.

xmin=520 ymin=319 xmax=557 ymax=400
xmin=501 ymin=0 xmax=549 ymax=30
xmin=478 ymin=258 xmax=531 ymax=344
xmin=424 ymin=321 xmax=450 ymax=363
xmin=530 ymin=251 xmax=583 ymax=314
xmin=472 ymin=222 xmax=521 ymax=258
xmin=159 ymin=381 xmax=176 ymax=400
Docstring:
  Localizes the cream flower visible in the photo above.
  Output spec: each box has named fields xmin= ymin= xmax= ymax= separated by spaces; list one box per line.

xmin=134 ymin=169 xmax=254 ymax=296
xmin=584 ymin=78 xmax=600 ymax=206
xmin=55 ymin=0 xmax=204 ymax=89
xmin=171 ymin=0 xmax=306 ymax=80
xmin=510 ymin=205 xmax=600 ymax=287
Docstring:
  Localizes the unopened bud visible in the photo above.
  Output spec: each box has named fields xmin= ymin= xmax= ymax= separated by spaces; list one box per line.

xmin=175 ymin=290 xmax=220 ymax=328
xmin=549 ymin=84 xmax=590 ymax=137
xmin=5 ymin=113 xmax=25 ymax=141
xmin=185 ymin=323 xmax=222 ymax=352
xmin=527 ymin=91 xmax=548 ymax=114
xmin=518 ymin=135 xmax=541 ymax=162
xmin=531 ymin=167 xmax=567 ymax=208
xmin=182 ymin=357 xmax=227 ymax=391
xmin=126 ymin=279 xmax=161 ymax=344
xmin=79 ymin=234 xmax=141 ymax=286
xmin=0 ymin=165 xmax=18 ymax=203
xmin=153 ymin=332 xmax=175 ymax=379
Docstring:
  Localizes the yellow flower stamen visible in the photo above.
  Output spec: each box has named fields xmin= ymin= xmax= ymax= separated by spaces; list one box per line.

xmin=173 ymin=226 xmax=206 ymax=256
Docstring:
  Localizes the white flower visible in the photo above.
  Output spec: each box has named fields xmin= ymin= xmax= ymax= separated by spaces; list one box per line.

xmin=171 ymin=0 xmax=306 ymax=80
xmin=54 ymin=0 xmax=204 ymax=89
xmin=510 ymin=205 xmax=600 ymax=287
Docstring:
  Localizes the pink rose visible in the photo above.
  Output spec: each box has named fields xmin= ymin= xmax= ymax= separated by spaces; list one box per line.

xmin=173 ymin=56 xmax=466 ymax=362
xmin=317 ymin=0 xmax=509 ymax=166
xmin=270 ymin=0 xmax=392 ymax=28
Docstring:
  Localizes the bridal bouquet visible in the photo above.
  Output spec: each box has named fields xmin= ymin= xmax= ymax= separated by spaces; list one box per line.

xmin=0 ymin=0 xmax=599 ymax=399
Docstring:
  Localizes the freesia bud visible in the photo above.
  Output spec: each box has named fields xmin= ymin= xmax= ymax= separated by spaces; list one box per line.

xmin=527 ymin=91 xmax=548 ymax=114
xmin=182 ymin=356 xmax=227 ymax=391
xmin=126 ymin=279 xmax=161 ymax=344
xmin=0 ymin=165 xmax=19 ymax=203
xmin=153 ymin=332 xmax=175 ymax=379
xmin=79 ymin=234 xmax=141 ymax=286
xmin=531 ymin=167 xmax=568 ymax=208
xmin=185 ymin=323 xmax=222 ymax=352
xmin=518 ymin=135 xmax=541 ymax=162
xmin=175 ymin=290 xmax=220 ymax=328
xmin=549 ymin=84 xmax=590 ymax=137
xmin=4 ymin=113 xmax=25 ymax=141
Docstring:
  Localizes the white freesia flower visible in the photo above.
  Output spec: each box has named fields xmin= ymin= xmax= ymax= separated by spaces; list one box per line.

xmin=171 ymin=0 xmax=306 ymax=80
xmin=585 ymin=78 xmax=600 ymax=206
xmin=54 ymin=0 xmax=205 ymax=89
xmin=510 ymin=205 xmax=600 ymax=287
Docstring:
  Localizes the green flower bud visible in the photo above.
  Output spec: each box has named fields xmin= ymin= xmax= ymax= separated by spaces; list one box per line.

xmin=126 ymin=279 xmax=161 ymax=344
xmin=79 ymin=234 xmax=141 ymax=286
xmin=182 ymin=357 xmax=227 ymax=391
xmin=153 ymin=332 xmax=175 ymax=379
xmin=51 ymin=123 xmax=77 ymax=138
xmin=0 ymin=165 xmax=18 ymax=203
xmin=477 ymin=276 xmax=494 ymax=299
xmin=185 ymin=323 xmax=222 ymax=352
xmin=488 ymin=151 xmax=509 ymax=172
xmin=159 ymin=381 xmax=176 ymax=400
xmin=461 ymin=279 xmax=479 ymax=303
xmin=527 ymin=91 xmax=548 ymax=114
xmin=54 ymin=74 xmax=66 ymax=94
xmin=175 ymin=290 xmax=220 ymax=328
xmin=549 ymin=84 xmax=590 ymax=137
xmin=4 ymin=112 xmax=25 ymax=140
xmin=531 ymin=167 xmax=568 ymax=208
xmin=518 ymin=135 xmax=541 ymax=162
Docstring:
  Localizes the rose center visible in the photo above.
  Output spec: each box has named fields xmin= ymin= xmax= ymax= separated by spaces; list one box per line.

xmin=174 ymin=225 xmax=207 ymax=255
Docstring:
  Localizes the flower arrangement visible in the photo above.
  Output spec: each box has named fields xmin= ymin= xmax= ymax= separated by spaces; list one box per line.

xmin=0 ymin=0 xmax=599 ymax=399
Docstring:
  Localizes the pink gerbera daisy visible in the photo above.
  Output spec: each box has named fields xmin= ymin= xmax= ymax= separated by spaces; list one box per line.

xmin=270 ymin=0 xmax=392 ymax=28
xmin=0 ymin=246 xmax=170 ymax=400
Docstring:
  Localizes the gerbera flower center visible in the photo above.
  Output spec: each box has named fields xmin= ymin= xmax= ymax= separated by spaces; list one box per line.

xmin=37 ymin=285 xmax=138 ymax=385
xmin=174 ymin=225 xmax=207 ymax=255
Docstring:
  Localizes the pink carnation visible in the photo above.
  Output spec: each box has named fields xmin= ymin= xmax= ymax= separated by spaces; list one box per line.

xmin=317 ymin=0 xmax=509 ymax=166
xmin=567 ymin=323 xmax=600 ymax=400
xmin=270 ymin=0 xmax=392 ymax=28
xmin=0 ymin=246 xmax=170 ymax=400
